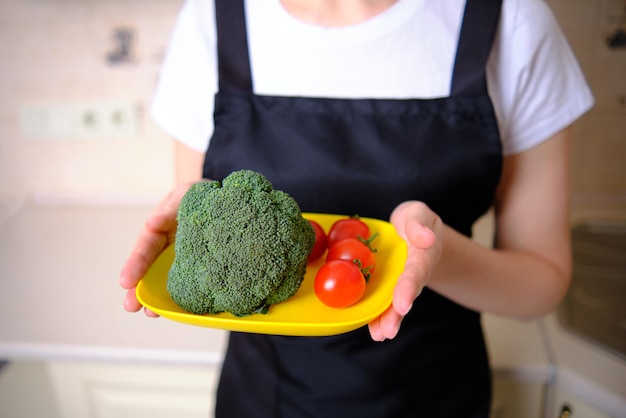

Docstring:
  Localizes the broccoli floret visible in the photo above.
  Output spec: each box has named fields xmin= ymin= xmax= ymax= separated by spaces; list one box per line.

xmin=166 ymin=170 xmax=315 ymax=316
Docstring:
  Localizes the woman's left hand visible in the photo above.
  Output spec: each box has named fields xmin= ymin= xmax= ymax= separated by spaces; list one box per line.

xmin=368 ymin=201 xmax=443 ymax=341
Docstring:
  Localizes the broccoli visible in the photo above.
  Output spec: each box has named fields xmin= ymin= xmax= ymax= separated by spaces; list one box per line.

xmin=166 ymin=170 xmax=315 ymax=317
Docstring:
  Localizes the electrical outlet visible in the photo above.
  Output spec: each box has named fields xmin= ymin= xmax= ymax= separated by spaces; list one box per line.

xmin=20 ymin=104 xmax=76 ymax=138
xmin=76 ymin=102 xmax=138 ymax=137
xmin=19 ymin=101 xmax=139 ymax=139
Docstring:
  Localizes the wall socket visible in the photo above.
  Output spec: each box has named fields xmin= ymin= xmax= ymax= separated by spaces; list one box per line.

xmin=19 ymin=101 xmax=139 ymax=139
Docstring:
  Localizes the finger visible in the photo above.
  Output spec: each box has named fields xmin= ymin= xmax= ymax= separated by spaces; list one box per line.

xmin=145 ymin=211 xmax=178 ymax=233
xmin=123 ymin=288 xmax=143 ymax=312
xmin=119 ymin=230 xmax=167 ymax=289
xmin=368 ymin=305 xmax=403 ymax=341
xmin=406 ymin=221 xmax=437 ymax=250
xmin=390 ymin=201 xmax=439 ymax=243
xmin=144 ymin=307 xmax=160 ymax=318
xmin=368 ymin=316 xmax=384 ymax=341
xmin=145 ymin=202 xmax=179 ymax=233
xmin=143 ymin=182 xmax=192 ymax=232
xmin=379 ymin=307 xmax=403 ymax=340
xmin=147 ymin=181 xmax=196 ymax=229
xmin=121 ymin=187 xmax=186 ymax=289
xmin=124 ymin=286 xmax=160 ymax=317
xmin=369 ymin=251 xmax=432 ymax=341
xmin=392 ymin=246 xmax=429 ymax=316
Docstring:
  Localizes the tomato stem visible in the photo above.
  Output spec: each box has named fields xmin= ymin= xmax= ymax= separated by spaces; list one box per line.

xmin=352 ymin=259 xmax=372 ymax=283
xmin=357 ymin=232 xmax=379 ymax=253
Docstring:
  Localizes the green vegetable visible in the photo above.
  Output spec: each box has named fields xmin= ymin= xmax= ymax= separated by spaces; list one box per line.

xmin=167 ymin=170 xmax=315 ymax=316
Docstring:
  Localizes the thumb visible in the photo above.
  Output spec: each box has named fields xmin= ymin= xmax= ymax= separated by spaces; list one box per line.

xmin=406 ymin=221 xmax=437 ymax=250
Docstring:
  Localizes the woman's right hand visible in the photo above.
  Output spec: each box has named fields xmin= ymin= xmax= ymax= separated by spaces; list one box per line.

xmin=119 ymin=182 xmax=195 ymax=317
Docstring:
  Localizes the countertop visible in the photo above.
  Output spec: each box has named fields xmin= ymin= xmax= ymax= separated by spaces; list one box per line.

xmin=0 ymin=203 xmax=624 ymax=415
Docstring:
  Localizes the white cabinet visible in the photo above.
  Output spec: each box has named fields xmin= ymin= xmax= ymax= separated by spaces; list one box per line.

xmin=547 ymin=387 xmax=613 ymax=418
xmin=490 ymin=379 xmax=546 ymax=418
xmin=3 ymin=359 xmax=621 ymax=418
xmin=46 ymin=361 xmax=220 ymax=418
xmin=6 ymin=360 xmax=551 ymax=418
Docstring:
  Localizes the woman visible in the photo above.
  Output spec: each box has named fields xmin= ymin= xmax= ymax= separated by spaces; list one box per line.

xmin=120 ymin=0 xmax=594 ymax=416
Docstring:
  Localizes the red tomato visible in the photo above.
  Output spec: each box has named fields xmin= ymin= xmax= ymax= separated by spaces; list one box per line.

xmin=307 ymin=220 xmax=327 ymax=263
xmin=326 ymin=237 xmax=376 ymax=275
xmin=327 ymin=217 xmax=370 ymax=248
xmin=314 ymin=260 xmax=367 ymax=308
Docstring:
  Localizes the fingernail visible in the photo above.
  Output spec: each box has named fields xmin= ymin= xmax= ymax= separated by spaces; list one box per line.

xmin=387 ymin=319 xmax=401 ymax=340
xmin=407 ymin=221 xmax=421 ymax=238
xmin=398 ymin=302 xmax=412 ymax=317
xmin=417 ymin=224 xmax=435 ymax=241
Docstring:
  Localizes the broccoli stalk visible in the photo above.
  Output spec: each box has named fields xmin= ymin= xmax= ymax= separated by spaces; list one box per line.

xmin=166 ymin=170 xmax=315 ymax=316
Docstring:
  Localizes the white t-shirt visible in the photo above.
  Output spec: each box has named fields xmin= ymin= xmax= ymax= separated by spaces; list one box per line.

xmin=151 ymin=0 xmax=594 ymax=156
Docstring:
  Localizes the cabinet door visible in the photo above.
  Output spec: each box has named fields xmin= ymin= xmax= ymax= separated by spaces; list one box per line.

xmin=47 ymin=361 xmax=219 ymax=418
xmin=547 ymin=387 xmax=613 ymax=418
xmin=490 ymin=379 xmax=546 ymax=418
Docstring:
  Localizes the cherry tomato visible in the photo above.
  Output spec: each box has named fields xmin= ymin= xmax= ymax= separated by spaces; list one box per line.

xmin=307 ymin=220 xmax=327 ymax=263
xmin=326 ymin=237 xmax=376 ymax=274
xmin=314 ymin=260 xmax=367 ymax=308
xmin=327 ymin=217 xmax=370 ymax=248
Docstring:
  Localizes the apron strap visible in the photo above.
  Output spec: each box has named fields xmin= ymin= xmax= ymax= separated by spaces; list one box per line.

xmin=215 ymin=0 xmax=253 ymax=93
xmin=450 ymin=0 xmax=503 ymax=97
xmin=215 ymin=0 xmax=502 ymax=97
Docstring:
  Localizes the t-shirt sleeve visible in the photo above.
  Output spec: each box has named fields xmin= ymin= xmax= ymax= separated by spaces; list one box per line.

xmin=150 ymin=0 xmax=217 ymax=152
xmin=489 ymin=0 xmax=594 ymax=156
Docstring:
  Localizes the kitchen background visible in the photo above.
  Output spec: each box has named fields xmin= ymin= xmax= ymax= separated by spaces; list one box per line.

xmin=0 ymin=0 xmax=625 ymax=418
xmin=0 ymin=0 xmax=624 ymax=210
xmin=0 ymin=0 xmax=180 ymax=210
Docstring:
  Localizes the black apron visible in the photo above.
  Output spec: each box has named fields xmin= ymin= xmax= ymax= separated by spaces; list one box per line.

xmin=204 ymin=0 xmax=503 ymax=416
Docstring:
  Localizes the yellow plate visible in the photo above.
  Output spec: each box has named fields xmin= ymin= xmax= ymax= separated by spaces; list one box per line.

xmin=136 ymin=213 xmax=407 ymax=337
